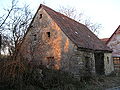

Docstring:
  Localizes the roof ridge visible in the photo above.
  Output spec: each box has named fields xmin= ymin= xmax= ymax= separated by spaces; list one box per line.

xmin=41 ymin=4 xmax=101 ymax=41
xmin=18 ymin=4 xmax=111 ymax=52
xmin=41 ymin=4 xmax=87 ymax=28
xmin=41 ymin=4 xmax=111 ymax=51
xmin=106 ymin=25 xmax=120 ymax=44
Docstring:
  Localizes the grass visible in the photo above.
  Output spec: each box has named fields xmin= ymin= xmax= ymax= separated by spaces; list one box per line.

xmin=81 ymin=75 xmax=120 ymax=90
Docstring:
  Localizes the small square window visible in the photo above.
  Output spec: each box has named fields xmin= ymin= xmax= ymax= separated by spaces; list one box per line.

xmin=40 ymin=14 xmax=42 ymax=19
xmin=47 ymin=32 xmax=50 ymax=37
xmin=33 ymin=34 xmax=37 ymax=41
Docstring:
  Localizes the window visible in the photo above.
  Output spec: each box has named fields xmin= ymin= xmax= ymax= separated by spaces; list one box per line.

xmin=47 ymin=57 xmax=54 ymax=68
xmin=40 ymin=14 xmax=42 ymax=19
xmin=47 ymin=32 xmax=50 ymax=37
xmin=107 ymin=57 xmax=109 ymax=64
xmin=113 ymin=57 xmax=120 ymax=65
xmin=33 ymin=34 xmax=37 ymax=41
xmin=113 ymin=57 xmax=120 ymax=70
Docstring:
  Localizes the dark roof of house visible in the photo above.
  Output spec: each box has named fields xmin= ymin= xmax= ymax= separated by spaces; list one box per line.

xmin=100 ymin=38 xmax=109 ymax=44
xmin=106 ymin=25 xmax=120 ymax=44
xmin=39 ymin=4 xmax=111 ymax=52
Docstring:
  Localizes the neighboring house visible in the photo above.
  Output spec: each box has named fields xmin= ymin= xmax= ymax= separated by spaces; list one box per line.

xmin=17 ymin=4 xmax=114 ymax=76
xmin=106 ymin=25 xmax=120 ymax=72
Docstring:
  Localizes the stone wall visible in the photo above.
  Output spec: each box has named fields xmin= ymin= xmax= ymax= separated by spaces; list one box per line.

xmin=19 ymin=7 xmax=76 ymax=69
xmin=68 ymin=49 xmax=96 ymax=76
xmin=104 ymin=53 xmax=114 ymax=75
xmin=18 ymin=7 xmax=97 ymax=76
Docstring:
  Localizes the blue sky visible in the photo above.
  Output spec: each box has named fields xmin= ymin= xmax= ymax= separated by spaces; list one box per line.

xmin=0 ymin=0 xmax=120 ymax=38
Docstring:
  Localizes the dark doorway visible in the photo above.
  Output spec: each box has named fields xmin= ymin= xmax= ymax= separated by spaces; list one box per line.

xmin=94 ymin=53 xmax=104 ymax=75
xmin=85 ymin=57 xmax=91 ymax=74
xmin=85 ymin=57 xmax=90 ymax=70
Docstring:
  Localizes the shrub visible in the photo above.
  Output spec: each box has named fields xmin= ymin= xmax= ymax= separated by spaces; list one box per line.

xmin=23 ymin=65 xmax=83 ymax=90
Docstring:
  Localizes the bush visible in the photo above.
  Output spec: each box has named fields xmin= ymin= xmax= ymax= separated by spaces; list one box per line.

xmin=0 ymin=56 xmax=93 ymax=90
xmin=23 ymin=65 xmax=83 ymax=90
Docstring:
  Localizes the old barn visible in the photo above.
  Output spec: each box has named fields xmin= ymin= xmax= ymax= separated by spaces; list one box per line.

xmin=17 ymin=4 xmax=114 ymax=76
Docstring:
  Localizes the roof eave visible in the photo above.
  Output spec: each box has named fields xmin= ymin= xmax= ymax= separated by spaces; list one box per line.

xmin=77 ymin=47 xmax=112 ymax=53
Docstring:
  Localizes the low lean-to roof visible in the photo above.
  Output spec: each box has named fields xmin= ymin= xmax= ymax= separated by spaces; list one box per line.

xmin=40 ymin=5 xmax=111 ymax=52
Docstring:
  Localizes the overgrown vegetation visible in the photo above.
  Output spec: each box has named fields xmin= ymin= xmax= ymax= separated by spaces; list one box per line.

xmin=0 ymin=55 xmax=84 ymax=90
xmin=0 ymin=54 xmax=96 ymax=90
xmin=0 ymin=55 xmax=120 ymax=90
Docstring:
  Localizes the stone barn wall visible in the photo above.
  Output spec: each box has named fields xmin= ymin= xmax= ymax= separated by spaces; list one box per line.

xmin=18 ymin=7 xmax=96 ymax=76
xmin=19 ymin=7 xmax=76 ymax=70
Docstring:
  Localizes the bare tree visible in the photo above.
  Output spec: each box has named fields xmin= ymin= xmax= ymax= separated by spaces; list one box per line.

xmin=0 ymin=0 xmax=33 ymax=55
xmin=59 ymin=6 xmax=83 ymax=21
xmin=0 ymin=0 xmax=18 ymax=55
xmin=58 ymin=6 xmax=101 ymax=35
xmin=0 ymin=0 xmax=18 ymax=29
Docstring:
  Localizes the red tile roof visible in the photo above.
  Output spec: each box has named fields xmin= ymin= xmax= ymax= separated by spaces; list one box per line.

xmin=40 ymin=4 xmax=111 ymax=52
xmin=100 ymin=38 xmax=109 ymax=44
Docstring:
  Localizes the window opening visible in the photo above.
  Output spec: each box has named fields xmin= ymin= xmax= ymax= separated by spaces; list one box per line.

xmin=47 ymin=57 xmax=54 ymax=68
xmin=47 ymin=32 xmax=50 ymax=37
xmin=40 ymin=14 xmax=42 ymax=19
xmin=107 ymin=57 xmax=109 ymax=64
xmin=33 ymin=34 xmax=37 ymax=41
